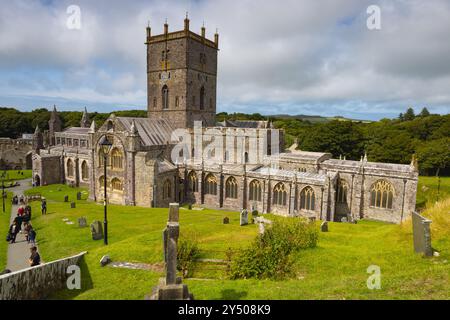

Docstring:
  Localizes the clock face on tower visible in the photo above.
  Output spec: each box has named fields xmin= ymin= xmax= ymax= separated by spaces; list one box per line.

xmin=160 ymin=71 xmax=169 ymax=83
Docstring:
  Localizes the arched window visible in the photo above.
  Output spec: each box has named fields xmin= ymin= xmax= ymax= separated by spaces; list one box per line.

xmin=67 ymin=159 xmax=74 ymax=178
xmin=200 ymin=86 xmax=205 ymax=110
xmin=225 ymin=176 xmax=238 ymax=199
xmin=336 ymin=179 xmax=348 ymax=204
xmin=204 ymin=174 xmax=217 ymax=195
xmin=163 ymin=179 xmax=172 ymax=200
xmin=370 ymin=180 xmax=394 ymax=209
xmin=81 ymin=161 xmax=89 ymax=181
xmin=300 ymin=186 xmax=315 ymax=211
xmin=249 ymin=180 xmax=262 ymax=202
xmin=272 ymin=183 xmax=287 ymax=206
xmin=188 ymin=171 xmax=198 ymax=192
xmin=99 ymin=176 xmax=109 ymax=190
xmin=111 ymin=178 xmax=123 ymax=191
xmin=111 ymin=148 xmax=123 ymax=170
xmin=107 ymin=121 xmax=114 ymax=131
xmin=162 ymin=85 xmax=169 ymax=109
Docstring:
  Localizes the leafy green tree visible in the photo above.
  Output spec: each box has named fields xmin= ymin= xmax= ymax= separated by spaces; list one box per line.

xmin=404 ymin=107 xmax=416 ymax=121
xmin=298 ymin=120 xmax=365 ymax=159
xmin=416 ymin=138 xmax=450 ymax=175
xmin=419 ymin=107 xmax=430 ymax=117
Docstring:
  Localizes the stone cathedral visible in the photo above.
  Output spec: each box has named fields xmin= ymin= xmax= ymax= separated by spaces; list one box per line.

xmin=32 ymin=17 xmax=418 ymax=224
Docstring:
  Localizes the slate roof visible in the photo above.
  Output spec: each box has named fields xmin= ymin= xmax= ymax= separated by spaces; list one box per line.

xmin=116 ymin=117 xmax=175 ymax=146
xmin=216 ymin=120 xmax=269 ymax=128
xmin=62 ymin=127 xmax=90 ymax=134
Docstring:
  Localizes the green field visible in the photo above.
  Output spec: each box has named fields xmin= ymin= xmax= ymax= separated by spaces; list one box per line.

xmin=1 ymin=170 xmax=32 ymax=185
xmin=0 ymin=192 xmax=13 ymax=270
xmin=20 ymin=184 xmax=449 ymax=300
xmin=417 ymin=176 xmax=450 ymax=209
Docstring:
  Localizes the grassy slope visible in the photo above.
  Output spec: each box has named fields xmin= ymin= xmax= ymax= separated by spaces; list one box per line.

xmin=417 ymin=176 xmax=450 ymax=209
xmin=2 ymin=170 xmax=32 ymax=184
xmin=24 ymin=184 xmax=449 ymax=300
xmin=0 ymin=192 xmax=12 ymax=270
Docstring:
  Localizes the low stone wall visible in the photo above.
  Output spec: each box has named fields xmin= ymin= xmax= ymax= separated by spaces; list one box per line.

xmin=0 ymin=251 xmax=87 ymax=300
xmin=412 ymin=212 xmax=433 ymax=257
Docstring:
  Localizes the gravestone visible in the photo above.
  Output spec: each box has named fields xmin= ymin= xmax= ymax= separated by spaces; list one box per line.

xmin=223 ymin=217 xmax=229 ymax=224
xmin=240 ymin=209 xmax=248 ymax=226
xmin=255 ymin=217 xmax=273 ymax=235
xmin=78 ymin=217 xmax=87 ymax=228
xmin=412 ymin=212 xmax=433 ymax=257
xmin=148 ymin=203 xmax=193 ymax=300
xmin=70 ymin=202 xmax=76 ymax=209
xmin=77 ymin=192 xmax=82 ymax=200
xmin=100 ymin=255 xmax=111 ymax=267
xmin=188 ymin=203 xmax=192 ymax=210
xmin=340 ymin=217 xmax=348 ymax=223
xmin=320 ymin=221 xmax=328 ymax=232
xmin=90 ymin=221 xmax=103 ymax=240
xmin=64 ymin=195 xmax=69 ymax=202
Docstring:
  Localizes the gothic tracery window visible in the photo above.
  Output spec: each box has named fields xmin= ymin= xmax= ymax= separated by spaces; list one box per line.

xmin=111 ymin=178 xmax=123 ymax=191
xmin=300 ymin=186 xmax=315 ymax=211
xmin=225 ymin=176 xmax=238 ymax=199
xmin=188 ymin=171 xmax=198 ymax=192
xmin=249 ymin=180 xmax=262 ymax=202
xmin=163 ymin=179 xmax=172 ymax=200
xmin=67 ymin=159 xmax=74 ymax=178
xmin=336 ymin=179 xmax=348 ymax=204
xmin=204 ymin=174 xmax=217 ymax=195
xmin=272 ymin=183 xmax=287 ymax=206
xmin=370 ymin=180 xmax=394 ymax=209
xmin=81 ymin=161 xmax=89 ymax=181
xmin=111 ymin=148 xmax=123 ymax=170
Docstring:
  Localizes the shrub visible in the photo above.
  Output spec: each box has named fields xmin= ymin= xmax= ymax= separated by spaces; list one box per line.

xmin=177 ymin=236 xmax=200 ymax=278
xmin=230 ymin=218 xmax=318 ymax=279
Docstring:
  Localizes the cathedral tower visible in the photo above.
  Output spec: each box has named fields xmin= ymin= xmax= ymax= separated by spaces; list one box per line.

xmin=146 ymin=16 xmax=219 ymax=128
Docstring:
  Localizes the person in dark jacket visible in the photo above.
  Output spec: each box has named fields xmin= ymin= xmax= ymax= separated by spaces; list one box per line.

xmin=8 ymin=221 xmax=18 ymax=243
xmin=29 ymin=246 xmax=41 ymax=267
xmin=41 ymin=199 xmax=47 ymax=215
xmin=13 ymin=214 xmax=23 ymax=233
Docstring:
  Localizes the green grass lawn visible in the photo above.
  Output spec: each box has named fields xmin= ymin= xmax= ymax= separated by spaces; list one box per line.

xmin=0 ymin=192 xmax=13 ymax=270
xmin=1 ymin=170 xmax=32 ymax=186
xmin=22 ymin=184 xmax=449 ymax=300
xmin=417 ymin=176 xmax=450 ymax=209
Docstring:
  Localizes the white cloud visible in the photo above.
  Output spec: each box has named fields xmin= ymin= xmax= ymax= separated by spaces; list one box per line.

xmin=0 ymin=0 xmax=449 ymax=119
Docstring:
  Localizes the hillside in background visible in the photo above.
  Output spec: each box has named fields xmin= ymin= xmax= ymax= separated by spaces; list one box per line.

xmin=0 ymin=107 xmax=448 ymax=176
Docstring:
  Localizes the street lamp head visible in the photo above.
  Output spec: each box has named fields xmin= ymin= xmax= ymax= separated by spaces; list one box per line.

xmin=99 ymin=135 xmax=113 ymax=155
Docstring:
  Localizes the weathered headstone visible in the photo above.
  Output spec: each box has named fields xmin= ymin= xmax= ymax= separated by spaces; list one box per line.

xmin=320 ymin=221 xmax=328 ymax=232
xmin=223 ymin=217 xmax=229 ymax=224
xmin=340 ymin=217 xmax=348 ymax=223
xmin=255 ymin=216 xmax=273 ymax=235
xmin=100 ymin=255 xmax=111 ymax=267
xmin=188 ymin=203 xmax=192 ymax=210
xmin=64 ymin=195 xmax=69 ymax=202
xmin=148 ymin=203 xmax=193 ymax=300
xmin=90 ymin=221 xmax=103 ymax=240
xmin=412 ymin=212 xmax=433 ymax=257
xmin=240 ymin=209 xmax=248 ymax=226
xmin=78 ymin=217 xmax=87 ymax=228
xmin=77 ymin=192 xmax=82 ymax=200
xmin=70 ymin=202 xmax=76 ymax=209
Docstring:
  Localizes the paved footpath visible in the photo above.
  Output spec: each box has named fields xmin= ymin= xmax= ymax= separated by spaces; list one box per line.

xmin=6 ymin=179 xmax=36 ymax=271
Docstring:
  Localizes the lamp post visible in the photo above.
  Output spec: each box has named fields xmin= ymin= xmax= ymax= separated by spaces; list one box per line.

xmin=1 ymin=170 xmax=6 ymax=213
xmin=99 ymin=135 xmax=113 ymax=245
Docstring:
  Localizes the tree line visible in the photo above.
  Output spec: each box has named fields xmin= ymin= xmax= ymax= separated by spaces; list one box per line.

xmin=0 ymin=107 xmax=448 ymax=176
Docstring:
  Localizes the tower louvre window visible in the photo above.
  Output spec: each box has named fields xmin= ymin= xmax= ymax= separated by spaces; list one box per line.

xmin=162 ymin=85 xmax=169 ymax=109
xmin=200 ymin=87 xmax=205 ymax=110
xmin=175 ymin=96 xmax=179 ymax=108
xmin=153 ymin=97 xmax=157 ymax=108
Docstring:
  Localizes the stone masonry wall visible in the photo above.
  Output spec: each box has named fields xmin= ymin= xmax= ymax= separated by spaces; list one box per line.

xmin=0 ymin=252 xmax=86 ymax=300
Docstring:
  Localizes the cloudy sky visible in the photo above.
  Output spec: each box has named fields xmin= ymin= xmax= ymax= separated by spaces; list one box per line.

xmin=1 ymin=0 xmax=450 ymax=120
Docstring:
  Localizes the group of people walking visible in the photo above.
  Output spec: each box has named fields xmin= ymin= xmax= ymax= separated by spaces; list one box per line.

xmin=6 ymin=195 xmax=41 ymax=267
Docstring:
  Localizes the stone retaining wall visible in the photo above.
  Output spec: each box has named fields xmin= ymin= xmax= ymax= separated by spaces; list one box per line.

xmin=0 ymin=251 xmax=87 ymax=300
